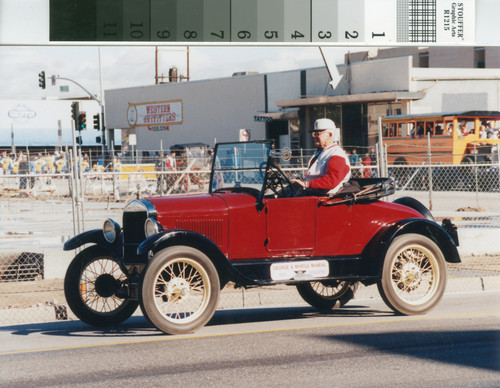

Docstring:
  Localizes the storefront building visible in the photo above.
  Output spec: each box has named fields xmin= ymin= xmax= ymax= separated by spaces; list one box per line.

xmin=104 ymin=50 xmax=500 ymax=153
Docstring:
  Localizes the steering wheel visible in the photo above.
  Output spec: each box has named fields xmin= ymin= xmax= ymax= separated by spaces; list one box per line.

xmin=264 ymin=163 xmax=295 ymax=197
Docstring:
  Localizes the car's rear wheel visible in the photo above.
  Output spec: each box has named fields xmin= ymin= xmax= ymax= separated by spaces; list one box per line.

xmin=296 ymin=280 xmax=358 ymax=309
xmin=141 ymin=246 xmax=220 ymax=335
xmin=377 ymin=234 xmax=446 ymax=315
xmin=64 ymin=246 xmax=139 ymax=327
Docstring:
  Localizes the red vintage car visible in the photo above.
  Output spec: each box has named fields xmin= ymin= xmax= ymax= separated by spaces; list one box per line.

xmin=64 ymin=140 xmax=460 ymax=335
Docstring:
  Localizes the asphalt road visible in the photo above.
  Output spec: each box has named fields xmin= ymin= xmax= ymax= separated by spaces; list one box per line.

xmin=1 ymin=292 xmax=499 ymax=387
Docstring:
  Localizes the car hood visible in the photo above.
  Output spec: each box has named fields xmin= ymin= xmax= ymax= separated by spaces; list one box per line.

xmin=146 ymin=193 xmax=228 ymax=224
xmin=145 ymin=193 xmax=235 ymax=250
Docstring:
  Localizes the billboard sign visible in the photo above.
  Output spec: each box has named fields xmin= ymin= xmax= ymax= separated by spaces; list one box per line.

xmin=127 ymin=100 xmax=183 ymax=128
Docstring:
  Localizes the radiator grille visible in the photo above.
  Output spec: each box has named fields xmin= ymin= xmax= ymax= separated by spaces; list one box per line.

xmin=123 ymin=211 xmax=147 ymax=243
xmin=123 ymin=210 xmax=148 ymax=262
xmin=175 ymin=218 xmax=224 ymax=246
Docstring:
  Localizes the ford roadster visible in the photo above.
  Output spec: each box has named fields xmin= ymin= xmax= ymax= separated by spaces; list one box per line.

xmin=64 ymin=140 xmax=460 ymax=334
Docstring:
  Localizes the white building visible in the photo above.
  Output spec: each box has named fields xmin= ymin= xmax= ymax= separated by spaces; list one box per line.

xmin=104 ymin=48 xmax=500 ymax=153
xmin=0 ymin=99 xmax=106 ymax=149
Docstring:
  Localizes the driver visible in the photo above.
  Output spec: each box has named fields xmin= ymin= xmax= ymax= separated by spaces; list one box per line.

xmin=292 ymin=118 xmax=351 ymax=195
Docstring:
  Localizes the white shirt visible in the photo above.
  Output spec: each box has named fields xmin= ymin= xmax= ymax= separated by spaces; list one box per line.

xmin=305 ymin=143 xmax=351 ymax=195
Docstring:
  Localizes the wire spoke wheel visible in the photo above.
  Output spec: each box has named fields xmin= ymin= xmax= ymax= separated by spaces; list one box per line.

xmin=390 ymin=245 xmax=438 ymax=305
xmin=310 ymin=281 xmax=348 ymax=297
xmin=79 ymin=258 xmax=127 ymax=313
xmin=141 ymin=246 xmax=220 ymax=335
xmin=64 ymin=246 xmax=138 ymax=327
xmin=378 ymin=234 xmax=446 ymax=315
xmin=296 ymin=280 xmax=358 ymax=310
xmin=154 ymin=258 xmax=210 ymax=323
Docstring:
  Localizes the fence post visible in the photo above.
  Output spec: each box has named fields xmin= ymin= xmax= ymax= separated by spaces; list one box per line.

xmin=377 ymin=117 xmax=387 ymax=177
xmin=111 ymin=141 xmax=120 ymax=201
xmin=77 ymin=148 xmax=86 ymax=231
xmin=497 ymin=144 xmax=500 ymax=196
xmin=68 ymin=151 xmax=76 ymax=235
xmin=68 ymin=150 xmax=80 ymax=235
xmin=474 ymin=143 xmax=479 ymax=208
xmin=384 ymin=144 xmax=389 ymax=177
xmin=375 ymin=142 xmax=381 ymax=178
xmin=69 ymin=119 xmax=80 ymax=235
xmin=427 ymin=133 xmax=433 ymax=210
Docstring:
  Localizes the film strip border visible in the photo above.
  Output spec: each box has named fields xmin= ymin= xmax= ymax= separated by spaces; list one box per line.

xmin=48 ymin=0 xmax=469 ymax=44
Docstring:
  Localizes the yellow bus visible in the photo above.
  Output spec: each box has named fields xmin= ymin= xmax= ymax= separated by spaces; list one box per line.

xmin=381 ymin=111 xmax=500 ymax=165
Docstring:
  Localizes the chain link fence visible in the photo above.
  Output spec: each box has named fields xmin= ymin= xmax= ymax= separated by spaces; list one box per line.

xmin=390 ymin=163 xmax=500 ymax=194
xmin=0 ymin=252 xmax=44 ymax=282
xmin=1 ymin=150 xmax=499 ymax=326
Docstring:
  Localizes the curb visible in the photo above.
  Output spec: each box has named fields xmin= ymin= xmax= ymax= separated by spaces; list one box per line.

xmin=352 ymin=275 xmax=500 ymax=301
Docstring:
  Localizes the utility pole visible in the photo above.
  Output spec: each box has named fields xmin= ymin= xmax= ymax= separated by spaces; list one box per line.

xmin=11 ymin=123 xmax=15 ymax=154
xmin=187 ymin=46 xmax=190 ymax=81
xmin=155 ymin=46 xmax=158 ymax=84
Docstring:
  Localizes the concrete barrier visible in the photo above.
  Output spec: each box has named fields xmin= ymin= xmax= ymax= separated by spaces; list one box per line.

xmin=457 ymin=227 xmax=500 ymax=256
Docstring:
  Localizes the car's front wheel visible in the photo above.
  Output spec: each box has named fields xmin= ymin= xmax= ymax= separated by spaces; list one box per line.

xmin=64 ymin=246 xmax=139 ymax=327
xmin=377 ymin=234 xmax=446 ymax=315
xmin=141 ymin=246 xmax=220 ymax=335
xmin=296 ymin=280 xmax=358 ymax=309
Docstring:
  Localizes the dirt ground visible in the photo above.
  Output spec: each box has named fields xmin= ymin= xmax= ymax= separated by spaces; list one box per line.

xmin=0 ymin=278 xmax=64 ymax=309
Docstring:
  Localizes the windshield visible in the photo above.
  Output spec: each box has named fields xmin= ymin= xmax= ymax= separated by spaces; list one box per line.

xmin=210 ymin=141 xmax=272 ymax=193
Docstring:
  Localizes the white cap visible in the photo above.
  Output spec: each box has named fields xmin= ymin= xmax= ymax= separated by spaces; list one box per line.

xmin=313 ymin=118 xmax=336 ymax=131
xmin=312 ymin=118 xmax=340 ymax=142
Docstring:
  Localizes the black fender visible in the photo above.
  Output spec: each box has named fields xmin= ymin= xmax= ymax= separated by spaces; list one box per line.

xmin=361 ymin=218 xmax=461 ymax=278
xmin=63 ymin=229 xmax=123 ymax=259
xmin=393 ymin=196 xmax=434 ymax=221
xmin=137 ymin=230 xmax=248 ymax=287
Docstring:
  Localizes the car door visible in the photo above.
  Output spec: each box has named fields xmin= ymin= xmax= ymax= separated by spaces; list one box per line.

xmin=314 ymin=199 xmax=351 ymax=256
xmin=265 ymin=196 xmax=316 ymax=254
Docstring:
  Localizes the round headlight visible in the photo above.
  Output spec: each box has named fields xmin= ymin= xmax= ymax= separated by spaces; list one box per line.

xmin=144 ymin=218 xmax=160 ymax=238
xmin=103 ymin=219 xmax=117 ymax=243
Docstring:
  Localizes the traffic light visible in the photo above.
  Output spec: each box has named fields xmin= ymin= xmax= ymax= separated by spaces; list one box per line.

xmin=96 ymin=136 xmax=102 ymax=143
xmin=71 ymin=102 xmax=79 ymax=120
xmin=77 ymin=112 xmax=87 ymax=130
xmin=93 ymin=114 xmax=100 ymax=130
xmin=38 ymin=71 xmax=46 ymax=89
xmin=76 ymin=136 xmax=82 ymax=145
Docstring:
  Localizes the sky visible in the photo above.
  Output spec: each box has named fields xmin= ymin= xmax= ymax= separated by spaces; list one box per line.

xmin=0 ymin=45 xmax=352 ymax=146
xmin=0 ymin=45 xmax=350 ymax=102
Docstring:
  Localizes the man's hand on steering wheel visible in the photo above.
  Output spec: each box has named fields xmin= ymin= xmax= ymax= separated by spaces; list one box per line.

xmin=265 ymin=164 xmax=296 ymax=197
xmin=290 ymin=179 xmax=306 ymax=189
